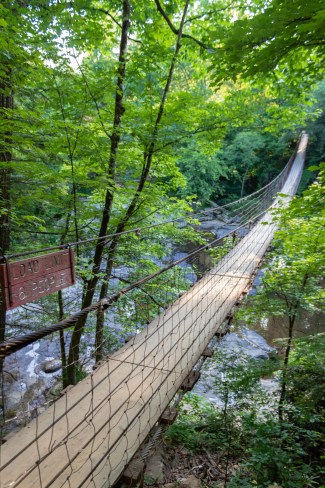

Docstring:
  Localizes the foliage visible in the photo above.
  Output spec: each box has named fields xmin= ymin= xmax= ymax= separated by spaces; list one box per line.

xmin=212 ymin=0 xmax=325 ymax=88
xmin=166 ymin=335 xmax=325 ymax=487
xmin=1 ymin=0 xmax=324 ymax=384
xmin=216 ymin=131 xmax=294 ymax=201
xmin=229 ymin=334 xmax=325 ymax=487
xmin=230 ymin=418 xmax=323 ymax=488
xmin=306 ymin=82 xmax=325 ymax=169
xmin=285 ymin=334 xmax=325 ymax=419
xmin=165 ymin=352 xmax=273 ymax=455
xmin=231 ymin=175 xmax=325 ymax=486
xmin=237 ymin=176 xmax=325 ymax=326
xmin=166 ymin=172 xmax=325 ymax=486
xmin=1 ymin=4 xmax=325 ymax=480
xmin=164 ymin=393 xmax=232 ymax=453
xmin=2 ymin=0 xmax=321 ymax=255
xmin=176 ymin=138 xmax=229 ymax=205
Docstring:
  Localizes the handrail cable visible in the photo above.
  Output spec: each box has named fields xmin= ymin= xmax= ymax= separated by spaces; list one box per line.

xmin=3 ymin=147 xmax=297 ymax=261
xmin=0 ymin=209 xmax=270 ymax=359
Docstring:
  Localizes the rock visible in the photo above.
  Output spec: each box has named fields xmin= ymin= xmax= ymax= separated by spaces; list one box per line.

xmin=199 ymin=219 xmax=225 ymax=232
xmin=219 ymin=328 xmax=276 ymax=360
xmin=241 ymin=329 xmax=275 ymax=355
xmin=144 ymin=451 xmax=165 ymax=484
xmin=2 ymin=369 xmax=19 ymax=383
xmin=180 ymin=475 xmax=202 ymax=488
xmin=42 ymin=359 xmax=62 ymax=373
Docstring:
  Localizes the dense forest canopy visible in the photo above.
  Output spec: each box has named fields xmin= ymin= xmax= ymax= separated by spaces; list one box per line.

xmin=212 ymin=0 xmax=325 ymax=84
xmin=1 ymin=0 xmax=324 ymax=256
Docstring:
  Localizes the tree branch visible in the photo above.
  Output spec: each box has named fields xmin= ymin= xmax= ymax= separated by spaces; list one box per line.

xmin=154 ymin=0 xmax=178 ymax=34
xmin=152 ymin=122 xmax=226 ymax=154
xmin=154 ymin=0 xmax=211 ymax=50
xmin=111 ymin=275 xmax=165 ymax=309
xmin=185 ymin=3 xmax=235 ymax=24
xmin=86 ymin=6 xmax=142 ymax=44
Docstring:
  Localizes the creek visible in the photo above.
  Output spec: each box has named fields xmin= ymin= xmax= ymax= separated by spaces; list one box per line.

xmin=192 ymin=267 xmax=325 ymax=405
xmin=1 ymin=218 xmax=323 ymax=432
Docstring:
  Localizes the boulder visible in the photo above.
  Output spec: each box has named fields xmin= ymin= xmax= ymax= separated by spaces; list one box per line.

xmin=42 ymin=359 xmax=62 ymax=373
xmin=144 ymin=450 xmax=165 ymax=484
xmin=180 ymin=475 xmax=202 ymax=488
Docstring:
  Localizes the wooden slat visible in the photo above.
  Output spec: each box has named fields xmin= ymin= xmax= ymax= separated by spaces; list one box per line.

xmin=181 ymin=371 xmax=201 ymax=392
xmin=159 ymin=407 xmax=178 ymax=425
xmin=202 ymin=347 xmax=213 ymax=358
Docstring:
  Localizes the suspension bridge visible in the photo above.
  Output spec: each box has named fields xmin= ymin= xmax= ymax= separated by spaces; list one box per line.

xmin=0 ymin=134 xmax=307 ymax=488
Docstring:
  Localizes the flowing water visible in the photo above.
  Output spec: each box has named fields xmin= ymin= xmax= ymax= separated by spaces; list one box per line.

xmin=193 ymin=268 xmax=325 ymax=404
xmin=1 ymin=222 xmax=323 ymax=430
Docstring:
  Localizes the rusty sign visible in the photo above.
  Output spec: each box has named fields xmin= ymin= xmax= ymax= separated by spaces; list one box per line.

xmin=0 ymin=248 xmax=75 ymax=311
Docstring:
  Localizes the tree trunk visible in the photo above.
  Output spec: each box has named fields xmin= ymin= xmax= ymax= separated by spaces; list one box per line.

xmin=278 ymin=314 xmax=296 ymax=422
xmin=0 ymin=78 xmax=13 ymax=344
xmin=66 ymin=0 xmax=131 ymax=385
xmin=278 ymin=273 xmax=309 ymax=422
xmin=58 ymin=211 xmax=71 ymax=386
xmin=240 ymin=168 xmax=248 ymax=198
xmin=94 ymin=238 xmax=117 ymax=362
xmin=58 ymin=291 xmax=67 ymax=385
xmin=94 ymin=0 xmax=191 ymax=363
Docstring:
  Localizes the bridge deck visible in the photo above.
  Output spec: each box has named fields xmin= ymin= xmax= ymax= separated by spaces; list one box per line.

xmin=0 ymin=135 xmax=307 ymax=488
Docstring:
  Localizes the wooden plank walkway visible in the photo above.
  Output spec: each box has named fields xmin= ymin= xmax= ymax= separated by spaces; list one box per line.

xmin=0 ymin=135 xmax=307 ymax=488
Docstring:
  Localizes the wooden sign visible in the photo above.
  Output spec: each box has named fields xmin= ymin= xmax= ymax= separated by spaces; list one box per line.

xmin=0 ymin=249 xmax=75 ymax=311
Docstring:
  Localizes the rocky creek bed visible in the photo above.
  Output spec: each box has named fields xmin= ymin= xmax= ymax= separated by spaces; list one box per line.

xmin=1 ymin=218 xmax=322 ymax=438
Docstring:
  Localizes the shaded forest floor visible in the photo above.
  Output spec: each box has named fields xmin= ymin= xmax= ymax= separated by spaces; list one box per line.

xmin=144 ymin=445 xmax=240 ymax=488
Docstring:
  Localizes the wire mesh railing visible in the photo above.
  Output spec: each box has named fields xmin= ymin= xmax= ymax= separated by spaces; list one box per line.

xmin=0 ymin=141 xmax=301 ymax=431
xmin=0 ymin=133 xmax=307 ymax=488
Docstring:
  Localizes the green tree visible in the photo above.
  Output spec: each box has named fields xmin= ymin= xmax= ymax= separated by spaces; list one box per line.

xmin=237 ymin=166 xmax=325 ymax=420
xmin=306 ymin=81 xmax=325 ymax=167
xmin=213 ymin=0 xmax=325 ymax=86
